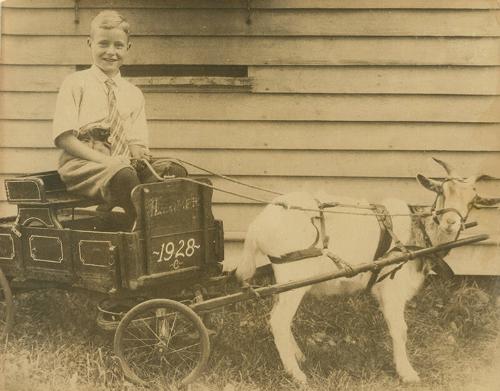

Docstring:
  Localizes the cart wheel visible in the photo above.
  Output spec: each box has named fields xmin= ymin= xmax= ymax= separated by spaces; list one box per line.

xmin=0 ymin=268 xmax=14 ymax=339
xmin=114 ymin=299 xmax=210 ymax=387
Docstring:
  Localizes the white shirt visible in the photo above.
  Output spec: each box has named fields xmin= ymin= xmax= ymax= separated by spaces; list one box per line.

xmin=52 ymin=64 xmax=148 ymax=148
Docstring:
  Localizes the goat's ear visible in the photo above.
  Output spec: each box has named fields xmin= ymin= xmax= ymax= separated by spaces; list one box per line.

xmin=474 ymin=195 xmax=500 ymax=208
xmin=416 ymin=174 xmax=442 ymax=193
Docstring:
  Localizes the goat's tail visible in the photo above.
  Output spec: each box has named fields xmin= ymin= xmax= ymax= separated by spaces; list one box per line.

xmin=235 ymin=227 xmax=260 ymax=283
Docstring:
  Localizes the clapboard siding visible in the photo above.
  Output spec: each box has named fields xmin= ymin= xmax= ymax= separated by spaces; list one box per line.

xmin=3 ymin=36 xmax=500 ymax=66
xmin=250 ymin=66 xmax=500 ymax=95
xmin=1 ymin=1 xmax=499 ymax=274
xmin=3 ymin=92 xmax=500 ymax=122
xmin=2 ymin=149 xmax=500 ymax=178
xmin=3 ymin=65 xmax=500 ymax=95
xmin=4 ymin=8 xmax=500 ymax=37
xmin=0 ymin=65 xmax=74 ymax=92
xmin=2 ymin=120 xmax=500 ymax=151
xmin=4 ymin=0 xmax=500 ymax=10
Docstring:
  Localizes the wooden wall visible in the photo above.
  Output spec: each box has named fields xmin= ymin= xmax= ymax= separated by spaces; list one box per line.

xmin=1 ymin=0 xmax=499 ymax=274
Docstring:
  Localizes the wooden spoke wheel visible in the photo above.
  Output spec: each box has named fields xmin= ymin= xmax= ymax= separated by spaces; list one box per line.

xmin=0 ymin=268 xmax=14 ymax=339
xmin=114 ymin=299 xmax=210 ymax=387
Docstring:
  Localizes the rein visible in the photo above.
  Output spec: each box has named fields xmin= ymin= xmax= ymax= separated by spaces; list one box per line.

xmin=142 ymin=158 xmax=478 ymax=282
xmin=142 ymin=157 xmax=434 ymax=219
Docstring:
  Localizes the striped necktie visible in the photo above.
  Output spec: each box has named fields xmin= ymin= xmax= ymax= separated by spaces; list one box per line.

xmin=105 ymin=78 xmax=130 ymax=157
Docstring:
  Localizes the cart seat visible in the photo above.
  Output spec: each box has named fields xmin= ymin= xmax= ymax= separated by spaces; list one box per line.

xmin=4 ymin=171 xmax=104 ymax=229
xmin=4 ymin=171 xmax=99 ymax=208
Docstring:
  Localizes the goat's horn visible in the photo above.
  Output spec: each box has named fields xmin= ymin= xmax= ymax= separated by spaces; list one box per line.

xmin=432 ymin=157 xmax=459 ymax=177
xmin=471 ymin=173 xmax=494 ymax=182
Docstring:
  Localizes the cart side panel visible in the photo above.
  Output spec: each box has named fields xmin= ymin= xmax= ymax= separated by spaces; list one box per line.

xmin=0 ymin=223 xmax=23 ymax=277
xmin=21 ymin=226 xmax=73 ymax=283
xmin=71 ymin=230 xmax=129 ymax=293
xmin=120 ymin=232 xmax=145 ymax=290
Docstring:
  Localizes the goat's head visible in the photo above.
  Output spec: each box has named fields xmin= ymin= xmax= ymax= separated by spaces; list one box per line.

xmin=416 ymin=158 xmax=500 ymax=239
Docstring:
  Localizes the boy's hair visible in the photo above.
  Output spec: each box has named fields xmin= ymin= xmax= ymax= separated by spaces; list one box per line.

xmin=90 ymin=10 xmax=130 ymax=38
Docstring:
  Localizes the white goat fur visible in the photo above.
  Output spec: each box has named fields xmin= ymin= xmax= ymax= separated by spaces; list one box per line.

xmin=234 ymin=168 xmax=489 ymax=384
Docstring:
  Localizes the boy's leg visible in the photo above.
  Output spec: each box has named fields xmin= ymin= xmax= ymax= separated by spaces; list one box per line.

xmin=108 ymin=167 xmax=140 ymax=227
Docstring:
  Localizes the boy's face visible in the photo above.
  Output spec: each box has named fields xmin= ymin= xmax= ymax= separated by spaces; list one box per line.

xmin=88 ymin=27 xmax=130 ymax=77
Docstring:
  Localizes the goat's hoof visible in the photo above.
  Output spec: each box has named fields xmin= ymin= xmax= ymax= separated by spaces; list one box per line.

xmin=289 ymin=370 xmax=307 ymax=385
xmin=401 ymin=370 xmax=421 ymax=383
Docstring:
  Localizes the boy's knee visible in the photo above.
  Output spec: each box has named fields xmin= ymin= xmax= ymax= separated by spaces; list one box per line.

xmin=110 ymin=167 xmax=140 ymax=191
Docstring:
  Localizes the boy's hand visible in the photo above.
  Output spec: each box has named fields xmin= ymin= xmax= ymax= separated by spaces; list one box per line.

xmin=102 ymin=155 xmax=130 ymax=166
xmin=129 ymin=145 xmax=151 ymax=161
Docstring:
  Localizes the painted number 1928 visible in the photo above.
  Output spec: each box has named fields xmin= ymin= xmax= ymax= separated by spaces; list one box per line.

xmin=153 ymin=238 xmax=200 ymax=269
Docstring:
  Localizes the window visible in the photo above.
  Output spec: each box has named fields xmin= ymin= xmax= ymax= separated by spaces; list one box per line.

xmin=76 ymin=65 xmax=251 ymax=92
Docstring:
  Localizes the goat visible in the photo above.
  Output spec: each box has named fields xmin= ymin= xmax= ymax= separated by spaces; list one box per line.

xmin=235 ymin=158 xmax=499 ymax=384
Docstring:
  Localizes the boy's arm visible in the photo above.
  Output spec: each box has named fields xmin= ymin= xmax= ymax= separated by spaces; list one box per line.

xmin=56 ymin=131 xmax=129 ymax=165
xmin=129 ymin=144 xmax=151 ymax=160
xmin=53 ymin=75 xmax=81 ymax=145
xmin=128 ymin=92 xmax=150 ymax=159
xmin=53 ymin=75 xmax=128 ymax=165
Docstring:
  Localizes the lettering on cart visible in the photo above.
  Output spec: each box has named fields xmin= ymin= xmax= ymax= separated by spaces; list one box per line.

xmin=153 ymin=238 xmax=201 ymax=269
xmin=148 ymin=196 xmax=200 ymax=218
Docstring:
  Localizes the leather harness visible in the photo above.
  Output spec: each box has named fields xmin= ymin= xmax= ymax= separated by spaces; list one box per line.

xmin=267 ymin=202 xmax=398 ymax=286
xmin=268 ymin=201 xmax=353 ymax=271
xmin=267 ymin=198 xmax=462 ymax=290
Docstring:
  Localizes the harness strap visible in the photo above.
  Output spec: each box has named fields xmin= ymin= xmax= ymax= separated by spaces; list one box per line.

xmin=268 ymin=203 xmax=404 ymax=281
xmin=408 ymin=205 xmax=455 ymax=279
xmin=268 ymin=200 xmax=344 ymax=265
xmin=324 ymin=250 xmax=354 ymax=273
xmin=315 ymin=200 xmax=330 ymax=249
xmin=268 ymin=200 xmax=324 ymax=264
xmin=372 ymin=247 xmax=416 ymax=284
xmin=372 ymin=204 xmax=394 ymax=257
xmin=366 ymin=203 xmax=421 ymax=290
xmin=409 ymin=205 xmax=434 ymax=248
xmin=366 ymin=204 xmax=394 ymax=290
xmin=310 ymin=215 xmax=321 ymax=248
xmin=268 ymin=247 xmax=323 ymax=264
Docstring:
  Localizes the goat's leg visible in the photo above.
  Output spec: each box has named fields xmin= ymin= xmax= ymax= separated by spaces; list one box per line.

xmin=270 ymin=288 xmax=308 ymax=383
xmin=290 ymin=333 xmax=305 ymax=363
xmin=374 ymin=277 xmax=421 ymax=383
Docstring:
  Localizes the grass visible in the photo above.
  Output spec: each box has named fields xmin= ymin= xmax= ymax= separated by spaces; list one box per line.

xmin=1 ymin=275 xmax=499 ymax=391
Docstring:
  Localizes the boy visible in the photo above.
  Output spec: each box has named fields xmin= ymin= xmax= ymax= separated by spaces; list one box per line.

xmin=53 ymin=10 xmax=185 ymax=228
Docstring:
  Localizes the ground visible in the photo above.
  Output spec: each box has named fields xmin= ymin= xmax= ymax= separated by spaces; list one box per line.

xmin=0 ymin=276 xmax=499 ymax=391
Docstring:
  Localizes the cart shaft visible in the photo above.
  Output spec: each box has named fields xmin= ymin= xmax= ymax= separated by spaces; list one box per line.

xmin=190 ymin=234 xmax=488 ymax=313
